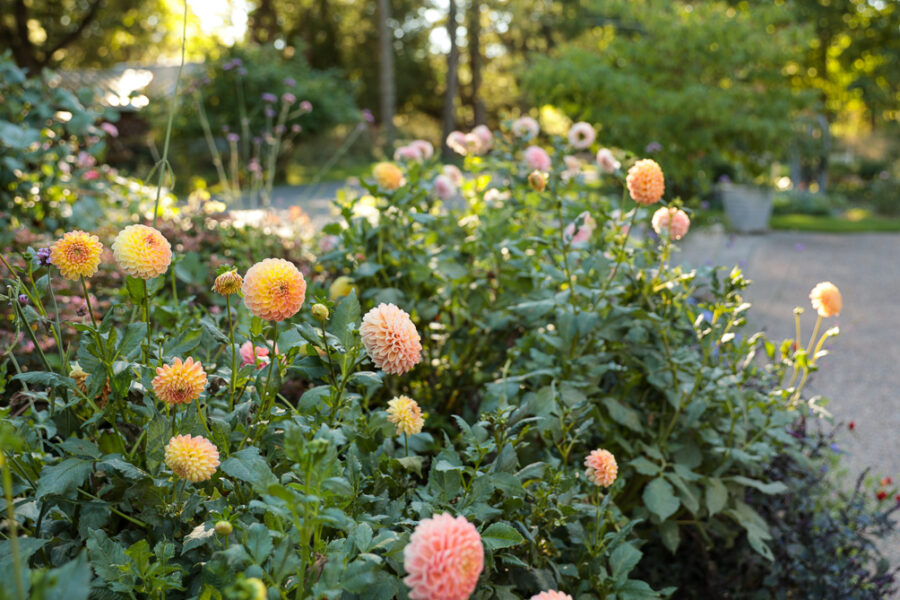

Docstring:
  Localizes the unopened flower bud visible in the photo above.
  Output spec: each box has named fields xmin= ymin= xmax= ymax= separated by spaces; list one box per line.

xmin=17 ymin=294 xmax=28 ymax=306
xmin=213 ymin=270 xmax=243 ymax=295
xmin=215 ymin=520 xmax=233 ymax=536
xmin=311 ymin=303 xmax=329 ymax=321
xmin=528 ymin=170 xmax=546 ymax=192
xmin=246 ymin=578 xmax=266 ymax=600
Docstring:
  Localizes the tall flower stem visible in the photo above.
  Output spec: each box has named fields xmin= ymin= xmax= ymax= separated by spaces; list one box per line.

xmin=246 ymin=322 xmax=279 ymax=447
xmin=142 ymin=279 xmax=153 ymax=365
xmin=1 ymin=454 xmax=25 ymax=600
xmin=225 ymin=296 xmax=237 ymax=410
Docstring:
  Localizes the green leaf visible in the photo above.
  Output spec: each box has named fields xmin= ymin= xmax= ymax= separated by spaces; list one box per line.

xmin=13 ymin=371 xmax=78 ymax=393
xmin=660 ymin=520 xmax=680 ymax=553
xmin=629 ymin=457 xmax=660 ymax=476
xmin=642 ymin=477 xmax=680 ymax=522
xmin=609 ymin=542 xmax=642 ymax=581
xmin=705 ymin=478 xmax=728 ymax=516
xmin=29 ymin=551 xmax=91 ymax=600
xmin=116 ymin=323 xmax=147 ymax=359
xmin=220 ymin=447 xmax=277 ymax=492
xmin=729 ymin=476 xmax=788 ymax=495
xmin=330 ymin=289 xmax=360 ymax=348
xmin=246 ymin=523 xmax=274 ymax=564
xmin=35 ymin=457 xmax=94 ymax=500
xmin=482 ymin=522 xmax=524 ymax=550
xmin=601 ymin=397 xmax=643 ymax=432
xmin=397 ymin=456 xmax=424 ymax=477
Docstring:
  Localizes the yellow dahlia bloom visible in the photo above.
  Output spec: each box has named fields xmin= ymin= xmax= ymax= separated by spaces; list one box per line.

xmin=49 ymin=230 xmax=103 ymax=280
xmin=626 ymin=159 xmax=665 ymax=205
xmin=241 ymin=258 xmax=307 ymax=321
xmin=329 ymin=276 xmax=358 ymax=302
xmin=164 ymin=434 xmax=220 ymax=482
xmin=152 ymin=357 xmax=208 ymax=406
xmin=112 ymin=224 xmax=172 ymax=279
xmin=584 ymin=448 xmax=618 ymax=488
xmin=373 ymin=162 xmax=405 ymax=191
xmin=809 ymin=281 xmax=842 ymax=317
xmin=386 ymin=395 xmax=425 ymax=435
xmin=360 ymin=303 xmax=422 ymax=375
xmin=212 ymin=269 xmax=243 ymax=295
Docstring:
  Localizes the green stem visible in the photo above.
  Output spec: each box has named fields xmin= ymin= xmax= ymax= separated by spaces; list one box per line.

xmin=226 ymin=296 xmax=237 ymax=411
xmin=1 ymin=454 xmax=25 ymax=600
xmin=75 ymin=489 xmax=149 ymax=529
xmin=142 ymin=279 xmax=152 ymax=365
xmin=404 ymin=432 xmax=409 ymax=458
xmin=247 ymin=322 xmax=279 ymax=447
xmin=152 ymin=0 xmax=187 ymax=227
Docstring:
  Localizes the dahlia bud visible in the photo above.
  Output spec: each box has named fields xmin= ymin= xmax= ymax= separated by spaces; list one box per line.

xmin=69 ymin=363 xmax=89 ymax=393
xmin=17 ymin=294 xmax=28 ymax=306
xmin=215 ymin=520 xmax=233 ymax=536
xmin=311 ymin=303 xmax=329 ymax=321
xmin=213 ymin=269 xmax=243 ymax=296
xmin=528 ymin=170 xmax=546 ymax=192
xmin=247 ymin=578 xmax=266 ymax=600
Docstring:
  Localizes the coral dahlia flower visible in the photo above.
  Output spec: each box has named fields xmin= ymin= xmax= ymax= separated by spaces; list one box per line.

xmin=242 ymin=258 xmax=306 ymax=321
xmin=360 ymin=303 xmax=422 ymax=375
xmin=49 ymin=230 xmax=103 ymax=280
xmin=112 ymin=224 xmax=172 ymax=279
xmin=651 ymin=207 xmax=691 ymax=241
xmin=387 ymin=395 xmax=425 ymax=435
xmin=153 ymin=357 xmax=207 ymax=406
xmin=809 ymin=281 xmax=842 ymax=317
xmin=626 ymin=159 xmax=665 ymax=205
xmin=584 ymin=448 xmax=618 ymax=488
xmin=164 ymin=434 xmax=220 ymax=482
xmin=404 ymin=513 xmax=484 ymax=600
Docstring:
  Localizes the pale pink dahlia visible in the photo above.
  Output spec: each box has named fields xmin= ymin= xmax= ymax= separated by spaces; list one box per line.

xmin=434 ymin=174 xmax=457 ymax=200
xmin=530 ymin=592 xmax=574 ymax=600
xmin=524 ymin=146 xmax=552 ymax=172
xmin=567 ymin=121 xmax=596 ymax=149
xmin=394 ymin=145 xmax=424 ymax=162
xmin=410 ymin=139 xmax=435 ymax=160
xmin=447 ymin=131 xmax=468 ymax=155
xmin=442 ymin=164 xmax=464 ymax=187
xmin=651 ymin=207 xmax=691 ymax=240
xmin=403 ymin=513 xmax=484 ymax=600
xmin=563 ymin=211 xmax=596 ymax=245
xmin=360 ymin=303 xmax=422 ymax=375
xmin=596 ymin=148 xmax=621 ymax=174
xmin=471 ymin=125 xmax=493 ymax=151
xmin=512 ymin=116 xmax=540 ymax=139
xmin=584 ymin=448 xmax=618 ymax=488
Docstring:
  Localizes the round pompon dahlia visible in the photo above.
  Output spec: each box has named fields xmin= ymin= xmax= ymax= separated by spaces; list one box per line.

xmin=373 ymin=162 xmax=405 ymax=191
xmin=359 ymin=303 xmax=422 ymax=375
xmin=404 ymin=513 xmax=484 ymax=600
xmin=112 ymin=224 xmax=172 ymax=279
xmin=530 ymin=592 xmax=574 ymax=600
xmin=241 ymin=258 xmax=306 ymax=321
xmin=809 ymin=281 xmax=842 ymax=317
xmin=626 ymin=159 xmax=665 ymax=205
xmin=567 ymin=121 xmax=596 ymax=150
xmin=152 ymin=357 xmax=208 ymax=406
xmin=651 ymin=207 xmax=691 ymax=241
xmin=164 ymin=434 xmax=220 ymax=482
xmin=387 ymin=395 xmax=425 ymax=435
xmin=49 ymin=230 xmax=103 ymax=280
xmin=584 ymin=448 xmax=618 ymax=488
xmin=212 ymin=269 xmax=243 ymax=295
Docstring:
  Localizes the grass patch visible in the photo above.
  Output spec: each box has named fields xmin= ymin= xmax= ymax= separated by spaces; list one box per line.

xmin=770 ymin=212 xmax=900 ymax=233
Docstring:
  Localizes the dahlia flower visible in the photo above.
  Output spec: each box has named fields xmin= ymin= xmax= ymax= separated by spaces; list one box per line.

xmin=528 ymin=171 xmax=547 ymax=192
xmin=584 ymin=448 xmax=618 ymax=488
xmin=373 ymin=162 xmax=405 ymax=190
xmin=112 ymin=224 xmax=172 ymax=279
xmin=242 ymin=258 xmax=306 ymax=321
xmin=471 ymin=125 xmax=493 ymax=151
xmin=563 ymin=212 xmax=596 ymax=245
xmin=567 ymin=122 xmax=596 ymax=149
xmin=164 ymin=434 xmax=220 ymax=482
xmin=809 ymin=282 xmax=842 ymax=317
xmin=239 ymin=341 xmax=279 ymax=369
xmin=524 ymin=146 xmax=552 ymax=172
xmin=386 ymin=395 xmax=425 ymax=435
xmin=212 ymin=269 xmax=243 ymax=295
xmin=49 ymin=230 xmax=103 ymax=280
xmin=360 ymin=303 xmax=422 ymax=375
xmin=152 ymin=357 xmax=207 ymax=406
xmin=446 ymin=131 xmax=468 ymax=155
xmin=394 ymin=145 xmax=424 ymax=162
xmin=434 ymin=174 xmax=457 ymax=200
xmin=626 ymin=159 xmax=665 ymax=205
xmin=404 ymin=513 xmax=484 ymax=600
xmin=530 ymin=592 xmax=574 ymax=600
xmin=512 ymin=116 xmax=540 ymax=139
xmin=651 ymin=207 xmax=691 ymax=241
xmin=442 ymin=164 xmax=464 ymax=187
xmin=596 ymin=148 xmax=621 ymax=174
xmin=410 ymin=140 xmax=435 ymax=160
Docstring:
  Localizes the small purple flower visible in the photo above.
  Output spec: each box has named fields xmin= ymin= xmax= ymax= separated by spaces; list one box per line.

xmin=18 ymin=294 xmax=28 ymax=306
xmin=35 ymin=247 xmax=52 ymax=266
xmin=291 ymin=124 xmax=302 ymax=134
xmin=226 ymin=133 xmax=240 ymax=143
xmin=645 ymin=141 xmax=662 ymax=153
xmin=264 ymin=107 xmax=276 ymax=118
xmin=262 ymin=93 xmax=278 ymax=103
xmin=282 ymin=93 xmax=296 ymax=105
xmin=283 ymin=77 xmax=296 ymax=87
xmin=700 ymin=309 xmax=714 ymax=323
xmin=300 ymin=100 xmax=312 ymax=112
xmin=830 ymin=443 xmax=841 ymax=454
xmin=249 ymin=158 xmax=262 ymax=174
xmin=794 ymin=243 xmax=804 ymax=252
xmin=223 ymin=61 xmax=234 ymax=71
xmin=362 ymin=109 xmax=375 ymax=124
xmin=274 ymin=124 xmax=286 ymax=135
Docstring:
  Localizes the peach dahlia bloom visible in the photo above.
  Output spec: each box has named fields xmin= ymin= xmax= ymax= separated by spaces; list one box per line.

xmin=524 ymin=146 xmax=552 ymax=172
xmin=651 ymin=207 xmax=691 ymax=240
xmin=404 ymin=513 xmax=484 ymax=600
xmin=152 ymin=357 xmax=207 ymax=406
xmin=809 ymin=281 xmax=842 ymax=317
xmin=212 ymin=269 xmax=243 ymax=295
xmin=567 ymin=121 xmax=596 ymax=150
xmin=386 ymin=395 xmax=425 ymax=435
xmin=164 ymin=434 xmax=220 ymax=482
xmin=360 ymin=303 xmax=422 ymax=375
xmin=626 ymin=159 xmax=665 ymax=205
xmin=49 ymin=230 xmax=104 ymax=280
xmin=242 ymin=258 xmax=306 ymax=321
xmin=112 ymin=224 xmax=172 ymax=279
xmin=530 ymin=592 xmax=574 ymax=600
xmin=373 ymin=162 xmax=405 ymax=191
xmin=584 ymin=448 xmax=618 ymax=488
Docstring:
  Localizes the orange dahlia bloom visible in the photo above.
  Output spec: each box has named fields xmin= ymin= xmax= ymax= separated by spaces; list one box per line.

xmin=164 ymin=434 xmax=220 ymax=482
xmin=809 ymin=281 xmax=842 ymax=318
xmin=241 ymin=258 xmax=306 ymax=321
xmin=626 ymin=159 xmax=665 ymax=205
xmin=530 ymin=592 xmax=574 ymax=600
xmin=212 ymin=269 xmax=243 ymax=295
xmin=360 ymin=303 xmax=422 ymax=375
xmin=373 ymin=162 xmax=405 ymax=191
xmin=49 ymin=230 xmax=103 ymax=280
xmin=152 ymin=357 xmax=207 ymax=406
xmin=387 ymin=395 xmax=425 ymax=435
xmin=112 ymin=224 xmax=172 ymax=279
xmin=404 ymin=513 xmax=484 ymax=600
xmin=584 ymin=448 xmax=618 ymax=488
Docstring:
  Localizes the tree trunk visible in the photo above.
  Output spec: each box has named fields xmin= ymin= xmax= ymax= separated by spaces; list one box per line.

xmin=467 ymin=1 xmax=486 ymax=126
xmin=441 ymin=0 xmax=460 ymax=158
xmin=377 ymin=0 xmax=396 ymax=151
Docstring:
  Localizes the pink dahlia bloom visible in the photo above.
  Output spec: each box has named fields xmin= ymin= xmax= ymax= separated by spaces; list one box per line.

xmin=394 ymin=145 xmax=424 ymax=162
xmin=410 ymin=139 xmax=435 ymax=160
xmin=239 ymin=341 xmax=279 ymax=369
xmin=360 ymin=303 xmax=422 ymax=375
xmin=563 ymin=211 xmax=596 ymax=245
xmin=434 ymin=174 xmax=457 ymax=200
xmin=319 ymin=234 xmax=340 ymax=253
xmin=524 ymin=146 xmax=552 ymax=172
xmin=447 ymin=131 xmax=468 ymax=155
xmin=471 ymin=125 xmax=493 ymax=151
xmin=442 ymin=164 xmax=464 ymax=187
xmin=567 ymin=121 xmax=596 ymax=149
xmin=404 ymin=513 xmax=484 ymax=600
xmin=651 ymin=207 xmax=690 ymax=241
xmin=512 ymin=116 xmax=540 ymax=139
xmin=100 ymin=122 xmax=119 ymax=137
xmin=584 ymin=448 xmax=618 ymax=488
xmin=596 ymin=148 xmax=621 ymax=174
xmin=530 ymin=592 xmax=574 ymax=600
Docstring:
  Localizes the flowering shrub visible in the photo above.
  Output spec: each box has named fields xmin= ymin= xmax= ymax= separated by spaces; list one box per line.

xmin=0 ymin=117 xmax=895 ymax=600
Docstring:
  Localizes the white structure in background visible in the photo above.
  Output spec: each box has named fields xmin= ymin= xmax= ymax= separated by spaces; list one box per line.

xmin=48 ymin=63 xmax=203 ymax=110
